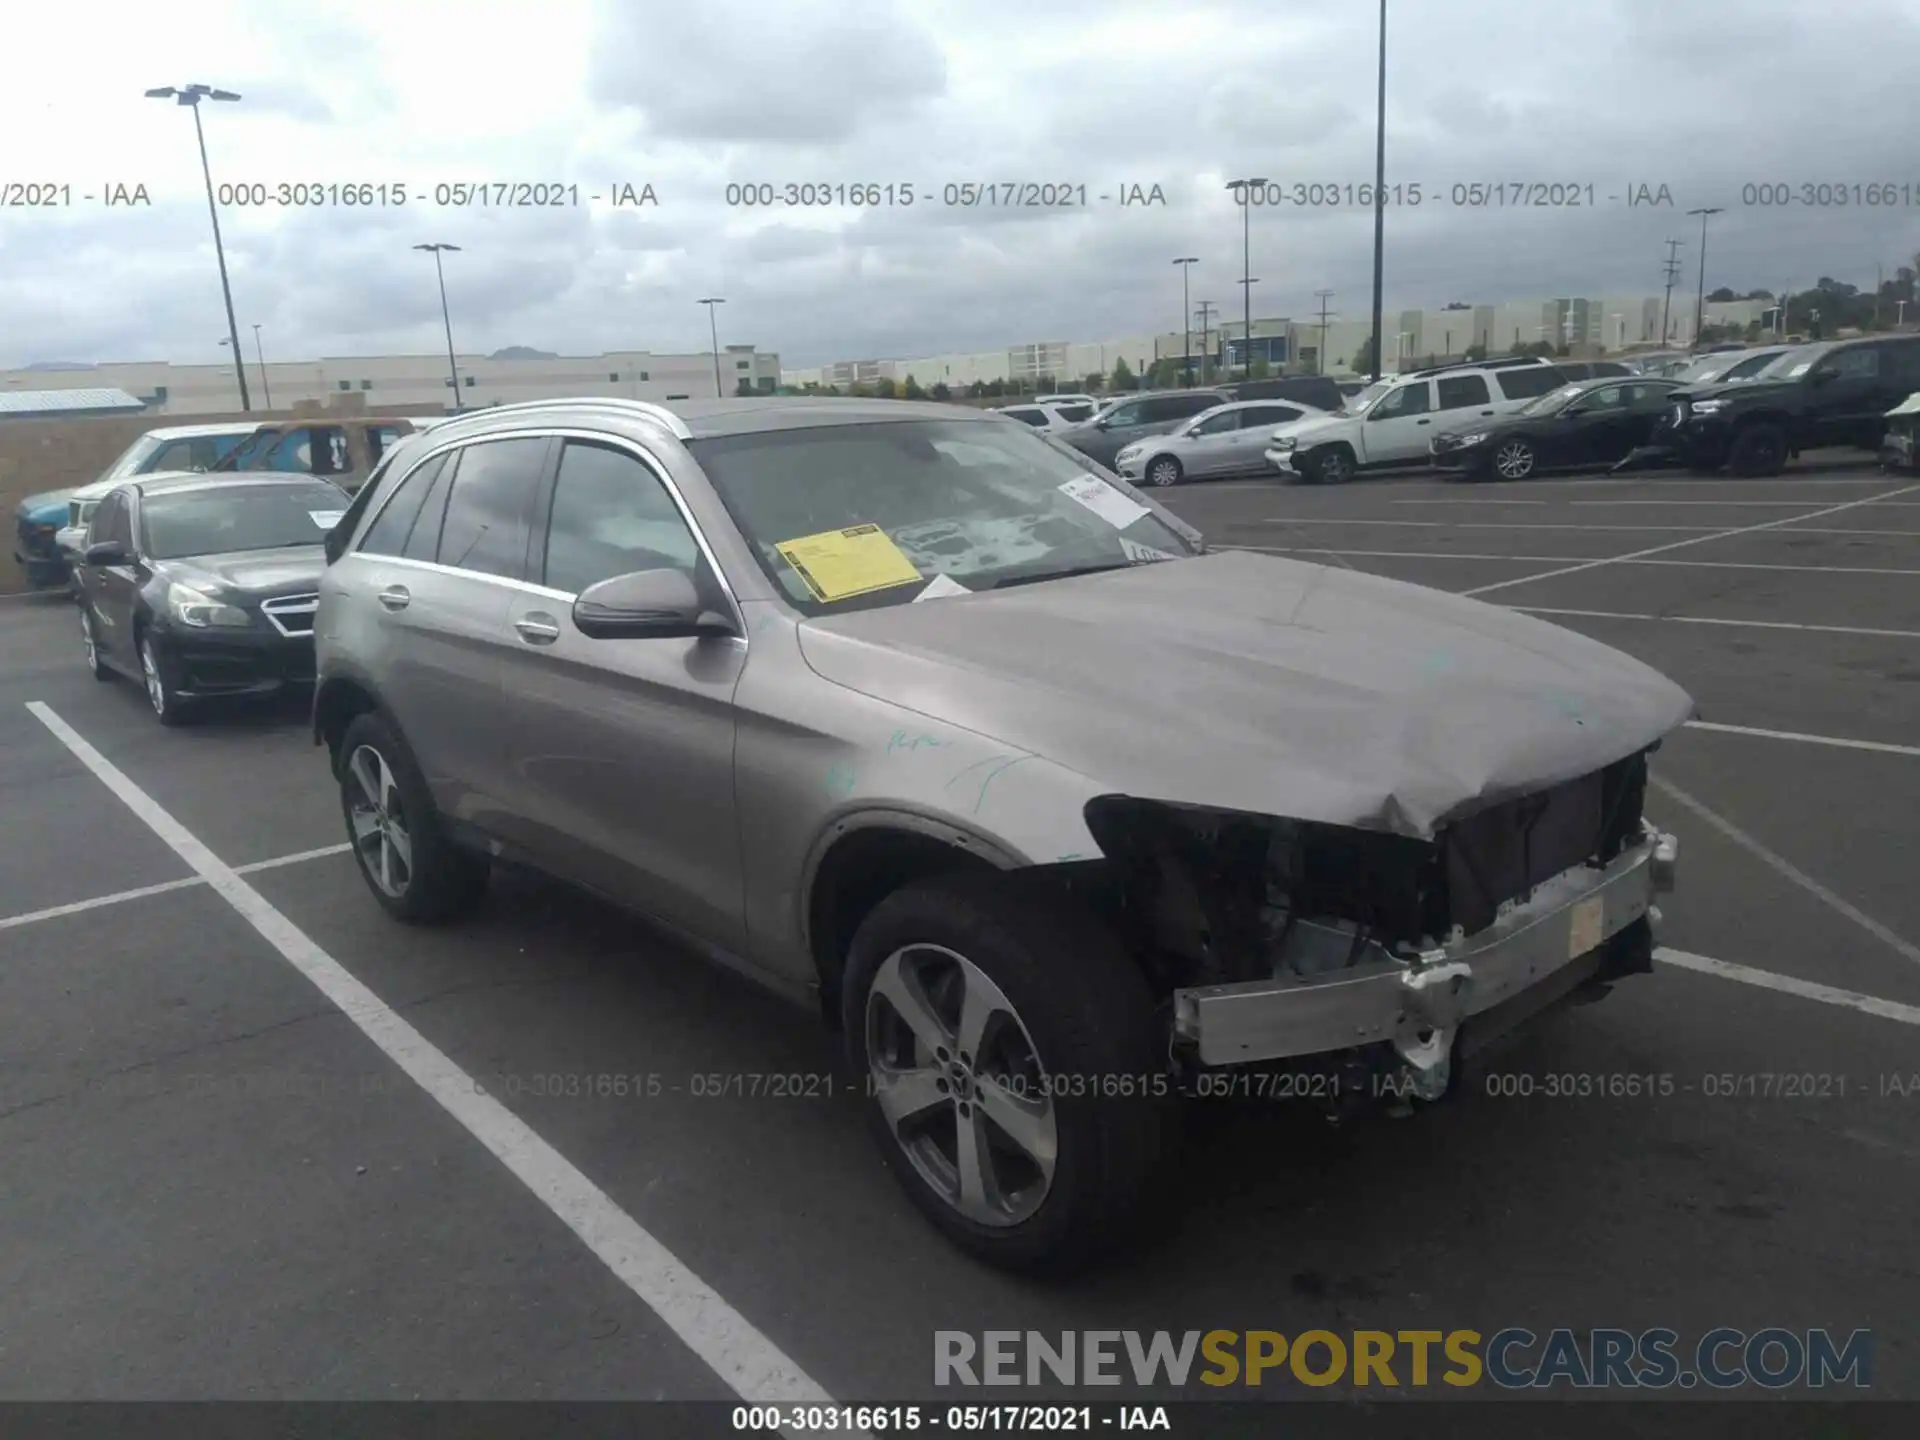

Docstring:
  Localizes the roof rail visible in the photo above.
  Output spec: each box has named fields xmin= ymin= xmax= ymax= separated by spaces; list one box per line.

xmin=435 ymin=396 xmax=694 ymax=440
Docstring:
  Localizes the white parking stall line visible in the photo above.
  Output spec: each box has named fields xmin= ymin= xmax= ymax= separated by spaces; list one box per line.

xmin=1680 ymin=721 xmax=1920 ymax=759
xmin=1570 ymin=499 xmax=1920 ymax=508
xmin=1657 ymin=948 xmax=1920 ymax=1027
xmin=0 ymin=876 xmax=209 ymax=933
xmin=0 ymin=843 xmax=355 ymax=934
xmin=24 ymin=700 xmax=849 ymax=1429
xmin=1459 ymin=482 xmax=1920 ymax=598
xmin=1395 ymin=498 xmax=1552 ymax=505
xmin=1651 ymin=775 xmax=1920 ymax=970
xmin=1251 ymin=519 xmax=1920 ymax=536
xmin=1230 ymin=545 xmax=1920 ymax=576
xmin=1505 ymin=606 xmax=1920 ymax=640
xmin=1545 ymin=477 xmax=1893 ymax=488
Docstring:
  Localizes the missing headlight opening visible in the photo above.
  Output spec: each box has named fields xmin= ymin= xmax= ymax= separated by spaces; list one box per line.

xmin=1075 ymin=744 xmax=1661 ymax=1111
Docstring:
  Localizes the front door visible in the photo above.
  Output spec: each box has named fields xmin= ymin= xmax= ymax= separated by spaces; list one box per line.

xmin=1361 ymin=379 xmax=1439 ymax=463
xmin=497 ymin=436 xmax=747 ymax=949
xmin=1561 ymin=383 xmax=1642 ymax=465
xmin=1804 ymin=345 xmax=1889 ymax=449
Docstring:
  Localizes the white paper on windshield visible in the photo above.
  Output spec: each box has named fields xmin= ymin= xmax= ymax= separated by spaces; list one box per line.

xmin=1057 ymin=476 xmax=1150 ymax=530
xmin=310 ymin=510 xmax=346 ymax=529
xmin=1119 ymin=537 xmax=1178 ymax=564
xmin=913 ymin=572 xmax=973 ymax=602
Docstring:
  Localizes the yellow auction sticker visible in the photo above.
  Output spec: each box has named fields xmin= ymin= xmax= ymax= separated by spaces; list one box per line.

xmin=774 ymin=523 xmax=924 ymax=602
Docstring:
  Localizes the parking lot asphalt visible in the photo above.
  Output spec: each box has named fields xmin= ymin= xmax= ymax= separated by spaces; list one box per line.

xmin=3 ymin=462 xmax=1918 ymax=1406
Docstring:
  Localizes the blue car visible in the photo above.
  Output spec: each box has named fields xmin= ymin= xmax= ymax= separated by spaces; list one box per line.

xmin=10 ymin=424 xmax=258 ymax=589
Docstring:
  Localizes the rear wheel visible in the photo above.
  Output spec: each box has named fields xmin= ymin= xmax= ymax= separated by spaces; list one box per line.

xmin=1145 ymin=455 xmax=1183 ymax=488
xmin=1728 ymin=422 xmax=1788 ymax=477
xmin=337 ymin=711 xmax=490 ymax=923
xmin=842 ymin=873 xmax=1182 ymax=1274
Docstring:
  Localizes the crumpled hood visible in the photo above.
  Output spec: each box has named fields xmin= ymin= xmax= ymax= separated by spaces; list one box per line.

xmin=17 ymin=491 xmax=74 ymax=524
xmin=161 ymin=546 xmax=327 ymax=597
xmin=796 ymin=550 xmax=1696 ymax=839
xmin=1272 ymin=411 xmax=1353 ymax=443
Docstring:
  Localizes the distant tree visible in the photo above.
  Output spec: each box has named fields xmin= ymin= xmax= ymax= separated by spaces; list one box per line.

xmin=903 ymin=374 xmax=926 ymax=399
xmin=929 ymin=381 xmax=952 ymax=401
xmin=967 ymin=379 xmax=987 ymax=398
xmin=1082 ymin=372 xmax=1105 ymax=391
xmin=984 ymin=378 xmax=1007 ymax=397
xmin=1351 ymin=334 xmax=1378 ymax=374
xmin=1464 ymin=342 xmax=1488 ymax=362
xmin=1443 ymin=300 xmax=1473 ymax=310
xmin=1744 ymin=288 xmax=1775 ymax=300
xmin=849 ymin=384 xmax=873 ymax=397
xmin=1248 ymin=356 xmax=1272 ymax=379
xmin=1034 ymin=372 xmax=1057 ymax=391
xmin=1554 ymin=343 xmax=1572 ymax=357
xmin=1707 ymin=286 xmax=1737 ymax=303
xmin=1109 ymin=357 xmax=1136 ymax=391
xmin=873 ymin=377 xmax=897 ymax=398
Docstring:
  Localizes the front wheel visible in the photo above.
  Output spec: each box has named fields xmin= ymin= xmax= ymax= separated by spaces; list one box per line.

xmin=140 ymin=636 xmax=189 ymax=726
xmin=1144 ymin=455 xmax=1183 ymax=488
xmin=336 ymin=711 xmax=490 ymax=923
xmin=1492 ymin=439 xmax=1537 ymax=480
xmin=1309 ymin=447 xmax=1356 ymax=485
xmin=1728 ymin=422 xmax=1788 ymax=477
xmin=843 ymin=873 xmax=1182 ymax=1274
xmin=81 ymin=606 xmax=112 ymax=682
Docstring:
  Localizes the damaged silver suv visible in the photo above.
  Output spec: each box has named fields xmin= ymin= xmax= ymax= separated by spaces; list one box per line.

xmin=312 ymin=397 xmax=1687 ymax=1274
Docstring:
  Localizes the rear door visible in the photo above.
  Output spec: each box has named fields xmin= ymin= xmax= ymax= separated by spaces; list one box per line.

xmin=1558 ymin=382 xmax=1641 ymax=464
xmin=1804 ymin=344 xmax=1888 ymax=448
xmin=1220 ymin=404 xmax=1309 ymax=472
xmin=338 ymin=436 xmax=553 ymax=827
xmin=1433 ymin=373 xmax=1498 ymax=436
xmin=497 ymin=436 xmax=747 ymax=945
xmin=1179 ymin=407 xmax=1247 ymax=476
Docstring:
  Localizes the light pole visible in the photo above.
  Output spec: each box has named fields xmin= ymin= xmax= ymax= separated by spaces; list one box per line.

xmin=251 ymin=324 xmax=272 ymax=408
xmin=1195 ymin=301 xmax=1217 ymax=384
xmin=1687 ymin=206 xmax=1722 ymax=347
xmin=1226 ymin=178 xmax=1269 ymax=380
xmin=697 ymin=298 xmax=726 ymax=396
xmin=146 ymin=83 xmax=249 ymax=411
xmin=1368 ymin=0 xmax=1387 ymax=381
xmin=1172 ymin=257 xmax=1198 ymax=385
xmin=413 ymin=243 xmax=464 ymax=409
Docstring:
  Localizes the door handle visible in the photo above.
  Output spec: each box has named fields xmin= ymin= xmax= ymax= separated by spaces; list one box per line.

xmin=1417 ymin=418 xmax=1431 ymax=425
xmin=377 ymin=585 xmax=410 ymax=611
xmin=515 ymin=612 xmax=562 ymax=645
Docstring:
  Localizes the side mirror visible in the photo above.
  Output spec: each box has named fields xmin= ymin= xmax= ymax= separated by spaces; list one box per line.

xmin=1808 ymin=368 xmax=1837 ymax=386
xmin=573 ymin=567 xmax=736 ymax=641
xmin=83 ymin=540 xmax=126 ymax=567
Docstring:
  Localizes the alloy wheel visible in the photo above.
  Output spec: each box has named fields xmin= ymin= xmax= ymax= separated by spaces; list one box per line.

xmin=141 ymin=640 xmax=167 ymax=716
xmin=81 ymin=609 xmax=98 ymax=671
xmin=345 ymin=743 xmax=415 ymax=899
xmin=1318 ymin=451 xmax=1354 ymax=484
xmin=1147 ymin=457 xmax=1181 ymax=487
xmin=865 ymin=944 xmax=1059 ymax=1228
xmin=1494 ymin=441 xmax=1536 ymax=480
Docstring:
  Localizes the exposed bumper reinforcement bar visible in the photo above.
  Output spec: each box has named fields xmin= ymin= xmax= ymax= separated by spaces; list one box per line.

xmin=1171 ymin=820 xmax=1677 ymax=1070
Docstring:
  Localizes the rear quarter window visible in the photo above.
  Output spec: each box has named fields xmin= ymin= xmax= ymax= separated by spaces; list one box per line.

xmin=1495 ymin=367 xmax=1565 ymax=400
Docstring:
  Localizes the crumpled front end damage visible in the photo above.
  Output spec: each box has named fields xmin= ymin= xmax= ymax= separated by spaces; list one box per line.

xmin=1070 ymin=744 xmax=1679 ymax=1111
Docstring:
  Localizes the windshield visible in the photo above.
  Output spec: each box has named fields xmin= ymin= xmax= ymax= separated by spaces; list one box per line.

xmin=686 ymin=419 xmax=1198 ymax=614
xmin=1673 ymin=356 xmax=1737 ymax=385
xmin=97 ymin=434 xmax=164 ymax=483
xmin=140 ymin=483 xmax=349 ymax=560
xmin=1723 ymin=350 xmax=1786 ymax=380
xmin=1517 ymin=384 xmax=1586 ymax=418
xmin=1764 ymin=343 xmax=1834 ymax=380
xmin=1343 ymin=380 xmax=1392 ymax=414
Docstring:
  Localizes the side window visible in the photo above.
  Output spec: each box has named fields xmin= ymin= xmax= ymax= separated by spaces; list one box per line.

xmin=542 ymin=441 xmax=702 ymax=596
xmin=1884 ymin=341 xmax=1920 ymax=383
xmin=1494 ymin=367 xmax=1563 ymax=400
xmin=1590 ymin=362 xmax=1631 ymax=377
xmin=1175 ymin=394 xmax=1218 ymax=416
xmin=1006 ymin=408 xmax=1047 ymax=427
xmin=1818 ymin=347 xmax=1879 ymax=381
xmin=1579 ymin=384 xmax=1628 ymax=410
xmin=1192 ymin=410 xmax=1241 ymax=435
xmin=1622 ymin=383 xmax=1671 ymax=406
xmin=358 ymin=454 xmax=448 ymax=557
xmin=1243 ymin=405 xmax=1303 ymax=427
xmin=1435 ymin=374 xmax=1492 ymax=409
xmin=1103 ymin=402 xmax=1144 ymax=427
xmin=434 ymin=437 xmax=547 ymax=579
xmin=401 ymin=455 xmax=457 ymax=562
xmin=105 ymin=494 xmax=134 ymax=549
xmin=1371 ymin=382 xmax=1431 ymax=418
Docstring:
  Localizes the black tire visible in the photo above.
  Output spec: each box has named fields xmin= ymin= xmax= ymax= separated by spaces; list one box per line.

xmin=80 ymin=605 xmax=112 ymax=682
xmin=1144 ymin=454 xmax=1183 ymax=488
xmin=842 ymin=872 xmax=1182 ymax=1275
xmin=1727 ymin=422 xmax=1788 ymax=478
xmin=1310 ymin=447 xmax=1356 ymax=485
xmin=336 ymin=711 xmax=489 ymax=923
xmin=139 ymin=634 xmax=191 ymax=726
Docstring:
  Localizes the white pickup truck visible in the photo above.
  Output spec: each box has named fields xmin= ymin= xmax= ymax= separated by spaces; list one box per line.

xmin=1266 ymin=359 xmax=1567 ymax=484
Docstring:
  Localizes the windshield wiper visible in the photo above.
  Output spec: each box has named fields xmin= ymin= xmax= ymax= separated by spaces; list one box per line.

xmin=990 ymin=560 xmax=1140 ymax=590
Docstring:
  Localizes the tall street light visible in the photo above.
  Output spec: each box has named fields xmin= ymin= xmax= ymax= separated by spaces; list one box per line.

xmin=697 ymin=298 xmax=726 ymax=396
xmin=1687 ymin=207 xmax=1723 ymax=347
xmin=1369 ymin=0 xmax=1388 ymax=382
xmin=1226 ymin=178 xmax=1269 ymax=379
xmin=1172 ymin=257 xmax=1198 ymax=384
xmin=413 ymin=243 xmax=464 ymax=409
xmin=251 ymin=324 xmax=273 ymax=408
xmin=146 ymin=83 xmax=249 ymax=411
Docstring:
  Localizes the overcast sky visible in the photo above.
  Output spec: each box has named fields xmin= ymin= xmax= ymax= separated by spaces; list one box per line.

xmin=3 ymin=0 xmax=1918 ymax=370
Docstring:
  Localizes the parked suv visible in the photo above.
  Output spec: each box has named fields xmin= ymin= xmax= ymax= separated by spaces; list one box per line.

xmin=312 ymin=396 xmax=1688 ymax=1274
xmin=1056 ymin=388 xmax=1230 ymax=466
xmin=1665 ymin=335 xmax=1920 ymax=475
xmin=1265 ymin=358 xmax=1564 ymax=484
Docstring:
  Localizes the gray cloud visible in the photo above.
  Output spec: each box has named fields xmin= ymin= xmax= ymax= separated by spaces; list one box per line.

xmin=5 ymin=0 xmax=1919 ymax=370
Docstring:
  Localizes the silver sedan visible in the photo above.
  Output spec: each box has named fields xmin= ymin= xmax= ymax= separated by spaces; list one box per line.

xmin=1113 ymin=399 xmax=1329 ymax=486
